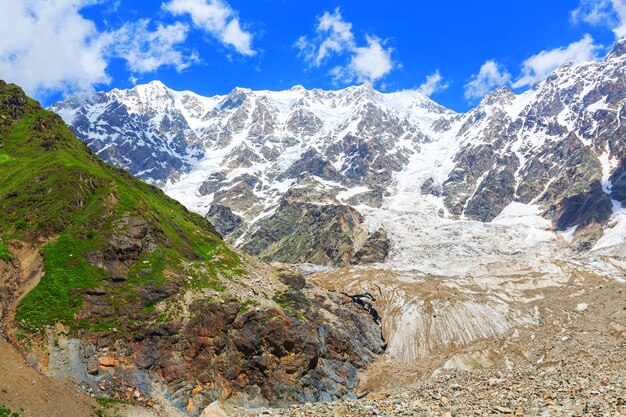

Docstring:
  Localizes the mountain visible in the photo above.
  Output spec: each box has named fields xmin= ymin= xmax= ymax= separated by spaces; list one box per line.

xmin=50 ymin=40 xmax=626 ymax=267
xmin=0 ymin=81 xmax=386 ymax=413
xmin=49 ymin=81 xmax=449 ymax=266
xmin=3 ymin=43 xmax=626 ymax=417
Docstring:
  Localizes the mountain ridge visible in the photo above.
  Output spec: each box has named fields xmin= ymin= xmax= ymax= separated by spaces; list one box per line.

xmin=50 ymin=39 xmax=626 ymax=266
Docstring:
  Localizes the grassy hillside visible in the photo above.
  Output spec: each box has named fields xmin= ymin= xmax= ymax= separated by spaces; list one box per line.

xmin=0 ymin=81 xmax=244 ymax=332
xmin=0 ymin=81 xmax=390 ymax=410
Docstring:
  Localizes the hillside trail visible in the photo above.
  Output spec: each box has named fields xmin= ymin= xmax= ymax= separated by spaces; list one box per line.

xmin=2 ymin=240 xmax=50 ymax=338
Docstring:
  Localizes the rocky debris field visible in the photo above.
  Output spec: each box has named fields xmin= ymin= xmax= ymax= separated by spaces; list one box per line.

xmin=238 ymin=347 xmax=626 ymax=417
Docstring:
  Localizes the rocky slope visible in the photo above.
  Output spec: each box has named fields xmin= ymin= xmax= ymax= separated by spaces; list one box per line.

xmin=239 ymin=357 xmax=626 ymax=416
xmin=50 ymin=40 xmax=626 ymax=265
xmin=0 ymin=81 xmax=386 ymax=415
xmin=0 ymin=337 xmax=100 ymax=417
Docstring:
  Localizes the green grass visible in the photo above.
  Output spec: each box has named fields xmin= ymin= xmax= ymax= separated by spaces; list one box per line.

xmin=16 ymin=235 xmax=106 ymax=330
xmin=0 ymin=82 xmax=248 ymax=333
xmin=0 ymin=239 xmax=10 ymax=262
xmin=91 ymin=409 xmax=108 ymax=417
xmin=239 ymin=299 xmax=260 ymax=313
xmin=272 ymin=292 xmax=305 ymax=321
xmin=0 ymin=405 xmax=21 ymax=417
xmin=125 ymin=247 xmax=183 ymax=288
xmin=96 ymin=398 xmax=129 ymax=408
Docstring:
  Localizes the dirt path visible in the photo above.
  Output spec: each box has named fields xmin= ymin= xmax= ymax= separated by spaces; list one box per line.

xmin=0 ymin=241 xmax=45 ymax=330
xmin=12 ymin=242 xmax=45 ymax=305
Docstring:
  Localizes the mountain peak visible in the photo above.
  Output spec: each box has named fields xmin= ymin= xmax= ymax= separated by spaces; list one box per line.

xmin=606 ymin=38 xmax=626 ymax=59
xmin=145 ymin=79 xmax=167 ymax=88
xmin=348 ymin=83 xmax=376 ymax=93
xmin=478 ymin=86 xmax=515 ymax=107
xmin=115 ymin=80 xmax=170 ymax=96
xmin=134 ymin=79 xmax=172 ymax=95
xmin=0 ymin=80 xmax=36 ymax=122
xmin=289 ymin=84 xmax=306 ymax=91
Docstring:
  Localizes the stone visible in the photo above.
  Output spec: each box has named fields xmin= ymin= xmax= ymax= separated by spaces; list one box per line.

xmin=332 ymin=404 xmax=349 ymax=417
xmin=201 ymin=401 xmax=230 ymax=417
xmin=98 ymin=357 xmax=119 ymax=368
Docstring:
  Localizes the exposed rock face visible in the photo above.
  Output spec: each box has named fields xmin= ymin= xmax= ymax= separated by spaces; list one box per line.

xmin=554 ymin=180 xmax=612 ymax=231
xmin=350 ymin=229 xmax=389 ymax=265
xmin=168 ymin=292 xmax=383 ymax=406
xmin=90 ymin=215 xmax=159 ymax=281
xmin=50 ymin=82 xmax=204 ymax=182
xmin=44 ymin=290 xmax=385 ymax=411
xmin=241 ymin=196 xmax=389 ymax=266
xmin=279 ymin=148 xmax=343 ymax=183
xmin=206 ymin=204 xmax=243 ymax=237
xmin=609 ymin=160 xmax=626 ymax=204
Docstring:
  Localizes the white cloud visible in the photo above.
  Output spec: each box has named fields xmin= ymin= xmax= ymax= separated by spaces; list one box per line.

xmin=314 ymin=9 xmax=355 ymax=65
xmin=348 ymin=36 xmax=394 ymax=83
xmin=163 ymin=0 xmax=255 ymax=56
xmin=571 ymin=0 xmax=626 ymax=39
xmin=417 ymin=70 xmax=449 ymax=97
xmin=112 ymin=20 xmax=197 ymax=73
xmin=465 ymin=35 xmax=601 ymax=100
xmin=0 ymin=0 xmax=111 ymax=96
xmin=512 ymin=35 xmax=601 ymax=88
xmin=464 ymin=60 xmax=512 ymax=100
xmin=297 ymin=8 xmax=395 ymax=84
xmin=0 ymin=0 xmax=215 ymax=97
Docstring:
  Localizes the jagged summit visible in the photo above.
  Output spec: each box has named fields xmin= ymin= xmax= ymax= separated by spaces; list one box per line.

xmin=606 ymin=37 xmax=626 ymax=58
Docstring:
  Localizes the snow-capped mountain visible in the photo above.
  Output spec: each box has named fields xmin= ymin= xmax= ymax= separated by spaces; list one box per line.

xmin=50 ymin=40 xmax=626 ymax=266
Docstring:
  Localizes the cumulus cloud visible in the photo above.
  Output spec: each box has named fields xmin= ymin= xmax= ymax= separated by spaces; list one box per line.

xmin=311 ymin=8 xmax=355 ymax=65
xmin=417 ymin=70 xmax=449 ymax=97
xmin=347 ymin=36 xmax=394 ymax=83
xmin=0 ymin=0 xmax=111 ymax=96
xmin=163 ymin=0 xmax=255 ymax=56
xmin=571 ymin=0 xmax=626 ymax=39
xmin=297 ymin=8 xmax=395 ymax=84
xmin=464 ymin=60 xmax=512 ymax=100
xmin=112 ymin=20 xmax=197 ymax=73
xmin=465 ymin=35 xmax=601 ymax=100
xmin=512 ymin=35 xmax=601 ymax=88
xmin=0 ymin=0 xmax=235 ymax=97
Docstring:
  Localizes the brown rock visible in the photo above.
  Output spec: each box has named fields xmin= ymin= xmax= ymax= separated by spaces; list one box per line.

xmin=99 ymin=357 xmax=119 ymax=368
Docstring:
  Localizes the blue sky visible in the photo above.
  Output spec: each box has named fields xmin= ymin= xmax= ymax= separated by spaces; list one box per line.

xmin=1 ymin=0 xmax=625 ymax=111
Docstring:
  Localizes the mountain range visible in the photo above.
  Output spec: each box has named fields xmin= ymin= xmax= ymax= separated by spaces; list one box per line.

xmin=51 ymin=40 xmax=626 ymax=268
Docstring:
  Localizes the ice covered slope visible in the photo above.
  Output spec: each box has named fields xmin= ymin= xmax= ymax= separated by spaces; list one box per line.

xmin=50 ymin=40 xmax=626 ymax=262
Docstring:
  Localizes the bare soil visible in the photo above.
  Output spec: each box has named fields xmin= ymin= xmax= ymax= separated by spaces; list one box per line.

xmin=0 ymin=338 xmax=97 ymax=417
